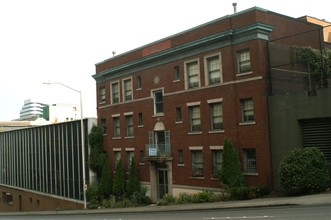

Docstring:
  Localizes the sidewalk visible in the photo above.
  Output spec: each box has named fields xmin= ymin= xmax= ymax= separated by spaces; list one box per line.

xmin=2 ymin=192 xmax=331 ymax=216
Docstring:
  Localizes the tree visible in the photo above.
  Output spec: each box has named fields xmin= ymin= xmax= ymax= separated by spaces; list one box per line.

xmin=219 ymin=139 xmax=244 ymax=189
xmin=88 ymin=125 xmax=104 ymax=149
xmin=112 ymin=159 xmax=126 ymax=199
xmin=279 ymin=147 xmax=330 ymax=195
xmin=98 ymin=155 xmax=113 ymax=199
xmin=126 ymin=157 xmax=141 ymax=197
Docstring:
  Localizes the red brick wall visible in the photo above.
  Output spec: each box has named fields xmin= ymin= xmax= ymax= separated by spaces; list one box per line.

xmin=0 ymin=185 xmax=83 ymax=212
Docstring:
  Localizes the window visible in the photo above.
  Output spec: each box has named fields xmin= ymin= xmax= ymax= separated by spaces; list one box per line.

xmin=101 ymin=118 xmax=107 ymax=135
xmin=212 ymin=150 xmax=222 ymax=178
xmin=206 ymin=55 xmax=221 ymax=85
xmin=127 ymin=151 xmax=134 ymax=171
xmin=114 ymin=151 xmax=121 ymax=167
xmin=174 ymin=66 xmax=180 ymax=81
xmin=178 ymin=149 xmax=184 ymax=165
xmin=111 ymin=82 xmax=120 ymax=104
xmin=113 ymin=117 xmax=120 ymax=137
xmin=186 ymin=60 xmax=200 ymax=89
xmin=123 ymin=78 xmax=132 ymax=101
xmin=125 ymin=115 xmax=133 ymax=137
xmin=153 ymin=90 xmax=163 ymax=114
xmin=140 ymin=150 xmax=145 ymax=164
xmin=138 ymin=112 xmax=143 ymax=126
xmin=176 ymin=107 xmax=182 ymax=122
xmin=99 ymin=87 xmax=106 ymax=103
xmin=243 ymin=149 xmax=257 ymax=173
xmin=191 ymin=150 xmax=203 ymax=177
xmin=2 ymin=192 xmax=13 ymax=204
xmin=137 ymin=76 xmax=142 ymax=89
xmin=210 ymin=103 xmax=223 ymax=130
xmin=241 ymin=98 xmax=254 ymax=123
xmin=237 ymin=49 xmax=251 ymax=73
xmin=189 ymin=106 xmax=201 ymax=132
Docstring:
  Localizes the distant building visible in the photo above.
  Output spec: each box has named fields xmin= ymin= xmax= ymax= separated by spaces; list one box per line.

xmin=18 ymin=99 xmax=48 ymax=121
xmin=0 ymin=118 xmax=97 ymax=212
xmin=45 ymin=103 xmax=80 ymax=123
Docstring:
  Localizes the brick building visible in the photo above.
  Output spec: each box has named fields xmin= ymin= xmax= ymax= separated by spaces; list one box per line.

xmin=93 ymin=7 xmax=326 ymax=201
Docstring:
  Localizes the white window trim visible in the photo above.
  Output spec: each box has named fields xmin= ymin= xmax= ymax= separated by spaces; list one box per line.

xmin=209 ymin=145 xmax=223 ymax=150
xmin=99 ymin=87 xmax=106 ymax=104
xmin=151 ymin=88 xmax=164 ymax=116
xmin=110 ymin=80 xmax=120 ymax=104
xmin=124 ymin=112 xmax=133 ymax=116
xmin=122 ymin=77 xmax=133 ymax=102
xmin=204 ymin=52 xmax=222 ymax=86
xmin=125 ymin=148 xmax=134 ymax=152
xmin=189 ymin=146 xmax=203 ymax=150
xmin=184 ymin=58 xmax=200 ymax=90
xmin=187 ymin=101 xmax=201 ymax=107
xmin=237 ymin=49 xmax=252 ymax=74
xmin=113 ymin=148 xmax=121 ymax=152
xmin=207 ymin=98 xmax=223 ymax=104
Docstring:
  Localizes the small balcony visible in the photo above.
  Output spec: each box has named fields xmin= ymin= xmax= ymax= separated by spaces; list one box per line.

xmin=145 ymin=144 xmax=172 ymax=161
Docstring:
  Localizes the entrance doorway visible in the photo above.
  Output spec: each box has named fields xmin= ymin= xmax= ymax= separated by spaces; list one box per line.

xmin=158 ymin=169 xmax=168 ymax=199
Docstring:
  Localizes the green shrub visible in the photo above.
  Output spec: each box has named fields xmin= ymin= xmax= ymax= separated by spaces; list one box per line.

xmin=131 ymin=186 xmax=151 ymax=205
xmin=250 ymin=185 xmax=269 ymax=198
xmin=230 ymin=187 xmax=251 ymax=200
xmin=87 ymin=199 xmax=100 ymax=209
xmin=279 ymin=147 xmax=330 ymax=196
xmin=192 ymin=190 xmax=215 ymax=203
xmin=219 ymin=139 xmax=244 ymax=188
xmin=157 ymin=194 xmax=176 ymax=205
xmin=86 ymin=183 xmax=99 ymax=202
xmin=176 ymin=193 xmax=194 ymax=204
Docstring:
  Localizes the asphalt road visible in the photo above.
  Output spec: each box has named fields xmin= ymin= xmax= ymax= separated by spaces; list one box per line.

xmin=1 ymin=204 xmax=331 ymax=220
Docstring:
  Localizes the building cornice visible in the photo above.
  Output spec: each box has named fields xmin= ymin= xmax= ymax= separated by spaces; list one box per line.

xmin=93 ymin=23 xmax=273 ymax=83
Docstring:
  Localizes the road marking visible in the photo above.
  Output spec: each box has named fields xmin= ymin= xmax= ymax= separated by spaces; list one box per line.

xmin=204 ymin=216 xmax=274 ymax=219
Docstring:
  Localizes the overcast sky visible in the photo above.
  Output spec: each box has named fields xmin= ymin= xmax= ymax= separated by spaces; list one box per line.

xmin=0 ymin=0 xmax=330 ymax=121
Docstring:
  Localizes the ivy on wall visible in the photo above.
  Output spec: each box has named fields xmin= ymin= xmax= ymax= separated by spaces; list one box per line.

xmin=291 ymin=46 xmax=331 ymax=89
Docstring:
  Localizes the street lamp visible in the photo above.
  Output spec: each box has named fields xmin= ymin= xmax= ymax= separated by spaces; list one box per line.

xmin=43 ymin=81 xmax=87 ymax=209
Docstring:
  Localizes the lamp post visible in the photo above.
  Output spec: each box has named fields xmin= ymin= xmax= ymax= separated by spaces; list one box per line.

xmin=43 ymin=82 xmax=87 ymax=209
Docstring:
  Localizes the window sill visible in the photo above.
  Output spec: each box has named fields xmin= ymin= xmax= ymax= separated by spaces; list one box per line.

xmin=175 ymin=121 xmax=183 ymax=124
xmin=177 ymin=164 xmax=185 ymax=167
xmin=190 ymin=176 xmax=205 ymax=180
xmin=125 ymin=136 xmax=134 ymax=139
xmin=139 ymin=163 xmax=145 ymax=166
xmin=153 ymin=113 xmax=164 ymax=117
xmin=112 ymin=137 xmax=121 ymax=140
xmin=208 ymin=130 xmax=224 ymax=134
xmin=136 ymin=88 xmax=142 ymax=91
xmin=239 ymin=121 xmax=256 ymax=126
xmin=211 ymin=177 xmax=220 ymax=181
xmin=236 ymin=71 xmax=252 ymax=76
xmin=173 ymin=79 xmax=180 ymax=83
xmin=244 ymin=172 xmax=258 ymax=176
xmin=138 ymin=125 xmax=144 ymax=128
xmin=188 ymin=131 xmax=202 ymax=135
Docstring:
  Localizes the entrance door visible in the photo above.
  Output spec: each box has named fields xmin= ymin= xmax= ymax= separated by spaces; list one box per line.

xmin=158 ymin=169 xmax=168 ymax=199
